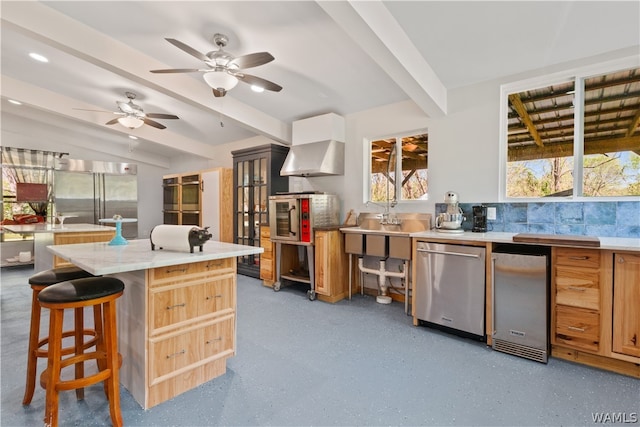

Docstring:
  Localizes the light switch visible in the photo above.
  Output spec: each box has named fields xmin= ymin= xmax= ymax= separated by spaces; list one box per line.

xmin=487 ymin=207 xmax=497 ymax=221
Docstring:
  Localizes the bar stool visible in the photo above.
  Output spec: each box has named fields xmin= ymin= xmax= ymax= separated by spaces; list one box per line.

xmin=38 ymin=276 xmax=124 ymax=427
xmin=23 ymin=266 xmax=97 ymax=405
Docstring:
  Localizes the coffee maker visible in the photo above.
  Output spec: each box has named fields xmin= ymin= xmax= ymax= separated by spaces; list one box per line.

xmin=472 ymin=205 xmax=488 ymax=232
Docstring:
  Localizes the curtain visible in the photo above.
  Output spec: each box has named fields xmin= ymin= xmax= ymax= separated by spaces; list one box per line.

xmin=1 ymin=147 xmax=64 ymax=217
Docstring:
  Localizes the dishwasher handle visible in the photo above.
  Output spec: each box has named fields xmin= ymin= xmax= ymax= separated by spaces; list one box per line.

xmin=416 ymin=248 xmax=482 ymax=259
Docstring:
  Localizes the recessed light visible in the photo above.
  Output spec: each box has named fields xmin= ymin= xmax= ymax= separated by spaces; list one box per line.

xmin=250 ymin=85 xmax=265 ymax=93
xmin=29 ymin=52 xmax=49 ymax=63
xmin=8 ymin=99 xmax=22 ymax=105
xmin=128 ymin=135 xmax=138 ymax=140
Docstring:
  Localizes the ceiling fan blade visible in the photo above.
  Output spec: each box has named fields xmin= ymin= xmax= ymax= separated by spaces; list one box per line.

xmin=235 ymin=73 xmax=282 ymax=92
xmin=165 ymin=38 xmax=209 ymax=62
xmin=150 ymin=68 xmax=201 ymax=74
xmin=105 ymin=118 xmax=119 ymax=125
xmin=229 ymin=52 xmax=274 ymax=69
xmin=73 ymin=108 xmax=120 ymax=114
xmin=212 ymin=88 xmax=226 ymax=98
xmin=143 ymin=118 xmax=166 ymax=129
xmin=146 ymin=113 xmax=179 ymax=120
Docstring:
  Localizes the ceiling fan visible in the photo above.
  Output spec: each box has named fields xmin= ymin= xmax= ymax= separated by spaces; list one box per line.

xmin=150 ymin=33 xmax=282 ymax=97
xmin=75 ymin=92 xmax=179 ymax=129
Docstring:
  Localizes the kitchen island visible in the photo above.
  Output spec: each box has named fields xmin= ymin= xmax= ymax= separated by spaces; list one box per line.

xmin=3 ymin=223 xmax=116 ymax=272
xmin=47 ymin=238 xmax=263 ymax=409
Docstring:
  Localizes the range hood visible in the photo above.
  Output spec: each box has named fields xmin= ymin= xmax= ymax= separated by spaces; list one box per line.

xmin=280 ymin=140 xmax=345 ymax=177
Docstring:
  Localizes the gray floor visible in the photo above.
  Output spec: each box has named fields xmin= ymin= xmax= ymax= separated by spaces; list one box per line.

xmin=1 ymin=265 xmax=638 ymax=427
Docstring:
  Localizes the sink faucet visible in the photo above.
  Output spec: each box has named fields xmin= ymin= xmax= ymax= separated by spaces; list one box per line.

xmin=366 ymin=201 xmax=402 ymax=225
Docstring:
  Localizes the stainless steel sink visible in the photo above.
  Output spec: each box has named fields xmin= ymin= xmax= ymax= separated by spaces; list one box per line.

xmin=341 ymin=212 xmax=431 ymax=236
xmin=340 ymin=213 xmax=431 ymax=258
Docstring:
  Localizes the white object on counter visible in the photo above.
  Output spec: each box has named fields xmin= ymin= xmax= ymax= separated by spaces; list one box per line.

xmin=150 ymin=224 xmax=199 ymax=252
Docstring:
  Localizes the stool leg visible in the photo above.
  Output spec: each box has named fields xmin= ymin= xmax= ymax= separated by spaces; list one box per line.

xmin=73 ymin=307 xmax=85 ymax=401
xmin=23 ymin=288 xmax=42 ymax=405
xmin=103 ymin=300 xmax=123 ymax=427
xmin=44 ymin=308 xmax=63 ymax=427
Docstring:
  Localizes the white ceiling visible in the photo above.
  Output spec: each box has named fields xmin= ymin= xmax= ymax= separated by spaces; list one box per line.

xmin=2 ymin=1 xmax=639 ymax=163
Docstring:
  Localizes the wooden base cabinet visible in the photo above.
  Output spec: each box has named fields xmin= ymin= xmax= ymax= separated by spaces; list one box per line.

xmin=259 ymin=224 xmax=275 ymax=286
xmin=612 ymin=252 xmax=640 ymax=358
xmin=116 ymin=258 xmax=237 ymax=409
xmin=53 ymin=230 xmax=115 ymax=267
xmin=314 ymin=229 xmax=348 ymax=303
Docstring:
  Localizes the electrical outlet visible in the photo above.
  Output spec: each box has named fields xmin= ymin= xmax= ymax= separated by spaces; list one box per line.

xmin=487 ymin=207 xmax=497 ymax=221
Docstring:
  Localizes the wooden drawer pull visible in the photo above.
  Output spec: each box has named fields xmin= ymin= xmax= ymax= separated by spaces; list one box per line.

xmin=567 ymin=326 xmax=586 ymax=332
xmin=567 ymin=286 xmax=586 ymax=292
xmin=166 ymin=349 xmax=186 ymax=359
xmin=206 ymin=262 xmax=223 ymax=268
xmin=166 ymin=267 xmax=187 ymax=273
xmin=166 ymin=303 xmax=186 ymax=310
xmin=568 ymin=256 xmax=589 ymax=261
xmin=205 ymin=294 xmax=223 ymax=300
xmin=206 ymin=337 xmax=222 ymax=344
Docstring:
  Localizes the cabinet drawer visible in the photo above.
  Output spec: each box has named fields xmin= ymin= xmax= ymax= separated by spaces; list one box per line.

xmin=149 ymin=316 xmax=234 ymax=384
xmin=555 ymin=305 xmax=600 ymax=352
xmin=149 ymin=259 xmax=234 ymax=284
xmin=555 ymin=248 xmax=600 ymax=269
xmin=150 ymin=275 xmax=235 ymax=332
xmin=555 ymin=266 xmax=600 ymax=310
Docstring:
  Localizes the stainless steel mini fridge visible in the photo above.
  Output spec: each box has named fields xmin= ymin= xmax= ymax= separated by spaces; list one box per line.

xmin=491 ymin=245 xmax=550 ymax=363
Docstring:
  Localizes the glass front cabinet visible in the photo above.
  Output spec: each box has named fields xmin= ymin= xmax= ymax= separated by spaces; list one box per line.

xmin=232 ymin=144 xmax=289 ymax=278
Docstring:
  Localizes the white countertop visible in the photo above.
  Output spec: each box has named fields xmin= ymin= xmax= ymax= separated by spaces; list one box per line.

xmin=47 ymin=238 xmax=264 ymax=275
xmin=409 ymin=230 xmax=640 ymax=252
xmin=3 ymin=223 xmax=115 ymax=234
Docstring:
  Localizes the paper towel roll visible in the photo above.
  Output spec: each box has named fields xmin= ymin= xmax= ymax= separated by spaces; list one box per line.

xmin=150 ymin=225 xmax=196 ymax=252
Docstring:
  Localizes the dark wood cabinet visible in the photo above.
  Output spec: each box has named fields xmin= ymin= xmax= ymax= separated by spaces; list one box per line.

xmin=232 ymin=144 xmax=289 ymax=278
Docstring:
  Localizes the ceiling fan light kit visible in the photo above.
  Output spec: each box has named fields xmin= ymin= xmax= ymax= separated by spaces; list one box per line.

xmin=117 ymin=116 xmax=144 ymax=129
xmin=203 ymin=71 xmax=239 ymax=92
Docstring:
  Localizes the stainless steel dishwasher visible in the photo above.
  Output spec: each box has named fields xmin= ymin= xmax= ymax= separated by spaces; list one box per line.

xmin=415 ymin=242 xmax=486 ymax=340
xmin=492 ymin=244 xmax=550 ymax=363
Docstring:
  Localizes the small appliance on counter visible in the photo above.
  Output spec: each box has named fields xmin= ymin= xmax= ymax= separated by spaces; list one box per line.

xmin=150 ymin=225 xmax=212 ymax=253
xmin=472 ymin=205 xmax=488 ymax=232
xmin=435 ymin=191 xmax=464 ymax=233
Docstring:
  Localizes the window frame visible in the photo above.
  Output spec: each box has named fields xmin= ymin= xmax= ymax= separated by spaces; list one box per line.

xmin=499 ymin=55 xmax=640 ymax=202
xmin=363 ymin=129 xmax=429 ymax=205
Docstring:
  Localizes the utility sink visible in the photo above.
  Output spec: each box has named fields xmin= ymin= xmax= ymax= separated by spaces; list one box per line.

xmin=341 ymin=212 xmax=431 ymax=236
xmin=340 ymin=213 xmax=431 ymax=259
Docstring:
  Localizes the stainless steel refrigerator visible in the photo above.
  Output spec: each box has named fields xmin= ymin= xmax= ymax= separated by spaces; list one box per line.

xmin=54 ymin=159 xmax=138 ymax=238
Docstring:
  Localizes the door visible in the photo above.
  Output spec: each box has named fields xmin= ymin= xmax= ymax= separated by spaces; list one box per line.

xmin=613 ymin=253 xmax=640 ymax=357
xmin=269 ymin=198 xmax=300 ymax=242
xmin=102 ymin=174 xmax=138 ymax=238
xmin=53 ymin=170 xmax=96 ymax=225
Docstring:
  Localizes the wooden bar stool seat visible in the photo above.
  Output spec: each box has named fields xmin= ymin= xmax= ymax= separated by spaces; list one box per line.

xmin=23 ymin=266 xmax=97 ymax=405
xmin=38 ymin=277 xmax=124 ymax=427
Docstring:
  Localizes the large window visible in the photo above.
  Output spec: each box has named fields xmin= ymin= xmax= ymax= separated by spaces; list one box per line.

xmin=501 ymin=60 xmax=640 ymax=199
xmin=368 ymin=132 xmax=428 ymax=204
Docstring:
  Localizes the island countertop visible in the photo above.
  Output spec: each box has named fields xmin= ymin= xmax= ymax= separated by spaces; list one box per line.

xmin=47 ymin=238 xmax=264 ymax=275
xmin=3 ymin=223 xmax=115 ymax=234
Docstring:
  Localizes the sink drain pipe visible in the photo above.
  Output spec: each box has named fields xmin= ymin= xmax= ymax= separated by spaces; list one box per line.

xmin=358 ymin=258 xmax=406 ymax=304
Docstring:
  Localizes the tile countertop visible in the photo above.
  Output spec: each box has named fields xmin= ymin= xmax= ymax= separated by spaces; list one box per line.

xmin=409 ymin=231 xmax=640 ymax=252
xmin=3 ymin=223 xmax=115 ymax=234
xmin=47 ymin=238 xmax=264 ymax=276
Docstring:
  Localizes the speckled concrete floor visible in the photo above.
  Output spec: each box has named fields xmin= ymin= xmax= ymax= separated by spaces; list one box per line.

xmin=1 ymin=265 xmax=638 ymax=426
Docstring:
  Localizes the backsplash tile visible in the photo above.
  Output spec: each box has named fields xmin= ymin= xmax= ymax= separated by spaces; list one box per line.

xmin=435 ymin=201 xmax=639 ymax=238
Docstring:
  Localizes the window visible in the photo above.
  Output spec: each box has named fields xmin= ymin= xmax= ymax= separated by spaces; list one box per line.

xmin=501 ymin=61 xmax=640 ymax=199
xmin=368 ymin=132 xmax=428 ymax=204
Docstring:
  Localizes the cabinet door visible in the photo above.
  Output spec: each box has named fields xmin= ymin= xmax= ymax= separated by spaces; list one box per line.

xmin=613 ymin=253 xmax=640 ymax=357
xmin=314 ymin=231 xmax=329 ymax=296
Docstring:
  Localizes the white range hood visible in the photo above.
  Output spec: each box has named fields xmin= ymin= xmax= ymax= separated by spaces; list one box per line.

xmin=280 ymin=113 xmax=345 ymax=177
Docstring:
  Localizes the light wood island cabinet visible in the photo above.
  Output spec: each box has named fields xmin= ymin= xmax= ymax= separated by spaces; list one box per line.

xmin=53 ymin=230 xmax=116 ymax=267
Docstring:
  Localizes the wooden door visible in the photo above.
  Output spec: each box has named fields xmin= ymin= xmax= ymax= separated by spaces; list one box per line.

xmin=613 ymin=253 xmax=640 ymax=357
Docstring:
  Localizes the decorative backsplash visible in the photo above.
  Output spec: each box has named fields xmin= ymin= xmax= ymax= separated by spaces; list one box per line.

xmin=435 ymin=201 xmax=640 ymax=238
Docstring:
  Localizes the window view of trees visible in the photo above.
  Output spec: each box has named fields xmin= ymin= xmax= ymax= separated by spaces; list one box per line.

xmin=370 ymin=133 xmax=428 ymax=203
xmin=505 ymin=66 xmax=640 ymax=198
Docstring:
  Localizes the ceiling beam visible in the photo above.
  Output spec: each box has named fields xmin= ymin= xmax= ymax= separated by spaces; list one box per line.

xmin=1 ymin=1 xmax=291 ymax=145
xmin=2 ymin=76 xmax=216 ymax=161
xmin=508 ymin=93 xmax=544 ymax=147
xmin=317 ymin=0 xmax=447 ymax=118
xmin=508 ymin=135 xmax=640 ymax=162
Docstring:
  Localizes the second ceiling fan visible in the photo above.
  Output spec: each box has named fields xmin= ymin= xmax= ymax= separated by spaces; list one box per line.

xmin=151 ymin=33 xmax=283 ymax=97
